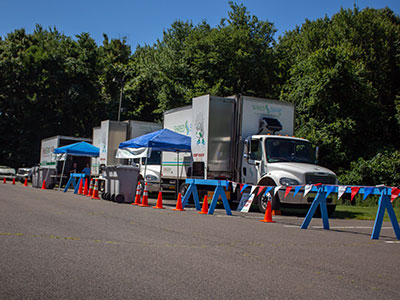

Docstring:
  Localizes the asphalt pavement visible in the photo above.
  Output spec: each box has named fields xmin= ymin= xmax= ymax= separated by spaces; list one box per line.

xmin=1 ymin=183 xmax=399 ymax=299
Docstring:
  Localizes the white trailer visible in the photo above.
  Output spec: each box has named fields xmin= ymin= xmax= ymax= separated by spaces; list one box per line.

xmin=40 ymin=135 xmax=92 ymax=169
xmin=38 ymin=135 xmax=92 ymax=188
xmin=175 ymin=94 xmax=337 ymax=214
xmin=91 ymin=120 xmax=162 ymax=192
xmin=162 ymin=106 xmax=193 ymax=193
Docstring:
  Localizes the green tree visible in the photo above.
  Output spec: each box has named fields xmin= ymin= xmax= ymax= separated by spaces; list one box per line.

xmin=278 ymin=7 xmax=400 ymax=182
xmin=0 ymin=26 xmax=105 ymax=167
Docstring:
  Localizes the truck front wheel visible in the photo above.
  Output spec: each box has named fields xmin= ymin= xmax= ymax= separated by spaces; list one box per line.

xmin=257 ymin=189 xmax=280 ymax=213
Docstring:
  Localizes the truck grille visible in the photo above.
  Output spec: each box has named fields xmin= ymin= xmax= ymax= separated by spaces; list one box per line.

xmin=306 ymin=174 xmax=336 ymax=185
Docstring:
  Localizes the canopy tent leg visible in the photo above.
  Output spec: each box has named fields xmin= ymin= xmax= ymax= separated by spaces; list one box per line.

xmin=58 ymin=156 xmax=67 ymax=191
xmin=176 ymin=151 xmax=180 ymax=197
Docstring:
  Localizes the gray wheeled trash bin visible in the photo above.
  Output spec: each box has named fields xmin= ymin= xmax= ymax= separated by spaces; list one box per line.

xmin=101 ymin=165 xmax=139 ymax=203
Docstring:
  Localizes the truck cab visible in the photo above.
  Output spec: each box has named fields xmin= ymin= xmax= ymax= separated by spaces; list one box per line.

xmin=243 ymin=134 xmax=337 ymax=213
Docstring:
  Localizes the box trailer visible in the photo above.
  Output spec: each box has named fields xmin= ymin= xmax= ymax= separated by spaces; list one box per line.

xmin=38 ymin=135 xmax=92 ymax=188
xmin=161 ymin=106 xmax=193 ymax=193
xmin=91 ymin=120 xmax=162 ymax=192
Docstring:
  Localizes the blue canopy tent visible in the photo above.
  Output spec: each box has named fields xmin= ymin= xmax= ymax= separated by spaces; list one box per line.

xmin=54 ymin=141 xmax=100 ymax=157
xmin=54 ymin=142 xmax=100 ymax=190
xmin=119 ymin=128 xmax=191 ymax=152
xmin=119 ymin=129 xmax=191 ymax=191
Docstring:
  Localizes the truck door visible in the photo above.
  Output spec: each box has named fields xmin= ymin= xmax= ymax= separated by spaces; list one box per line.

xmin=242 ymin=138 xmax=263 ymax=184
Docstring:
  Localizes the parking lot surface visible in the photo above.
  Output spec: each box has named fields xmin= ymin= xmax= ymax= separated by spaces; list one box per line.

xmin=1 ymin=184 xmax=399 ymax=299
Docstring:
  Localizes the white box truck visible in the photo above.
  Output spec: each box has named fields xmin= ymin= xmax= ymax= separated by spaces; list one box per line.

xmin=91 ymin=120 xmax=162 ymax=193
xmin=38 ymin=135 xmax=92 ymax=188
xmin=162 ymin=106 xmax=193 ymax=193
xmin=164 ymin=94 xmax=337 ymax=214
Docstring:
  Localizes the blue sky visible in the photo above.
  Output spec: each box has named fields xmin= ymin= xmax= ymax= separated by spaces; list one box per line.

xmin=1 ymin=0 xmax=399 ymax=46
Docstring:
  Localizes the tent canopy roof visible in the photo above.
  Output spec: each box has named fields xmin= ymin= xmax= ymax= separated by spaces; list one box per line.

xmin=119 ymin=128 xmax=191 ymax=152
xmin=54 ymin=141 xmax=99 ymax=157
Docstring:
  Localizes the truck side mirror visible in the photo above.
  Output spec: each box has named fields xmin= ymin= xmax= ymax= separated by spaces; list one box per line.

xmin=315 ymin=146 xmax=319 ymax=163
xmin=243 ymin=153 xmax=256 ymax=165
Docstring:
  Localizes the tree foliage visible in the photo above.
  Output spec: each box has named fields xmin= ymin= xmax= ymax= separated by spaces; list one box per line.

xmin=278 ymin=7 xmax=400 ymax=177
xmin=0 ymin=4 xmax=399 ymax=186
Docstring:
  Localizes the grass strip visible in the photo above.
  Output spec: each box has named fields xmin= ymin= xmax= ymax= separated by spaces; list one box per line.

xmin=333 ymin=205 xmax=400 ymax=221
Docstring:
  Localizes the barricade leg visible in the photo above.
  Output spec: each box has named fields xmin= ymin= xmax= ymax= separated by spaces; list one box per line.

xmin=63 ymin=175 xmax=73 ymax=192
xmin=371 ymin=190 xmax=400 ymax=240
xmin=74 ymin=178 xmax=82 ymax=194
xmin=182 ymin=183 xmax=200 ymax=211
xmin=208 ymin=186 xmax=232 ymax=216
xmin=301 ymin=188 xmax=330 ymax=230
xmin=319 ymin=196 xmax=330 ymax=230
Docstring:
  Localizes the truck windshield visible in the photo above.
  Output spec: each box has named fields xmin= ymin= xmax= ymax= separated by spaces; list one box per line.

xmin=147 ymin=150 xmax=161 ymax=165
xmin=133 ymin=150 xmax=161 ymax=165
xmin=265 ymin=138 xmax=316 ymax=164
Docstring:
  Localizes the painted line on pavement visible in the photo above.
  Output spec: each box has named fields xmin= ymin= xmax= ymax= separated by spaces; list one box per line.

xmin=283 ymin=225 xmax=393 ymax=229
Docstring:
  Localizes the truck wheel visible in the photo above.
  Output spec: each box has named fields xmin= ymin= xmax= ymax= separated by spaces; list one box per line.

xmin=138 ymin=179 xmax=145 ymax=196
xmin=180 ymin=184 xmax=188 ymax=197
xmin=115 ymin=194 xmax=124 ymax=203
xmin=111 ymin=194 xmax=116 ymax=202
xmin=257 ymin=190 xmax=280 ymax=213
xmin=179 ymin=183 xmax=193 ymax=204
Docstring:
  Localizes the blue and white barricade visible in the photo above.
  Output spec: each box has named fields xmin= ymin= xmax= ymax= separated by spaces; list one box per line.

xmin=182 ymin=179 xmax=232 ymax=215
xmin=300 ymin=185 xmax=400 ymax=240
xmin=63 ymin=173 xmax=86 ymax=194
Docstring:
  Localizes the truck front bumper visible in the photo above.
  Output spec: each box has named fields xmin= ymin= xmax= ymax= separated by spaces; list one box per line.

xmin=278 ymin=190 xmax=337 ymax=206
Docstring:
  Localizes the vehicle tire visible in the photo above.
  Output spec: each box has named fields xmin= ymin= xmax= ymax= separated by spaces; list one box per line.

xmin=180 ymin=183 xmax=188 ymax=197
xmin=111 ymin=194 xmax=116 ymax=202
xmin=101 ymin=192 xmax=106 ymax=200
xmin=104 ymin=192 xmax=110 ymax=201
xmin=179 ymin=183 xmax=192 ymax=204
xmin=115 ymin=194 xmax=124 ymax=203
xmin=138 ymin=178 xmax=145 ymax=196
xmin=257 ymin=189 xmax=280 ymax=214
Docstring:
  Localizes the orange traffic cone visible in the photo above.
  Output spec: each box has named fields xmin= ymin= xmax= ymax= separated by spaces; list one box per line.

xmin=153 ymin=191 xmax=165 ymax=209
xmin=12 ymin=178 xmax=15 ymax=185
xmin=3 ymin=178 xmax=6 ymax=184
xmin=77 ymin=178 xmax=84 ymax=195
xmin=87 ymin=178 xmax=94 ymax=197
xmin=199 ymin=195 xmax=209 ymax=214
xmin=83 ymin=178 xmax=89 ymax=196
xmin=173 ymin=193 xmax=185 ymax=211
xmin=132 ymin=183 xmax=142 ymax=205
xmin=41 ymin=180 xmax=46 ymax=190
xmin=139 ymin=183 xmax=150 ymax=207
xmin=91 ymin=179 xmax=100 ymax=200
xmin=24 ymin=178 xmax=28 ymax=186
xmin=259 ymin=201 xmax=275 ymax=223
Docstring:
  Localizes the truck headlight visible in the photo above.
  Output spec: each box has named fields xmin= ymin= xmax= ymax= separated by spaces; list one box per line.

xmin=146 ymin=175 xmax=158 ymax=182
xmin=280 ymin=177 xmax=300 ymax=186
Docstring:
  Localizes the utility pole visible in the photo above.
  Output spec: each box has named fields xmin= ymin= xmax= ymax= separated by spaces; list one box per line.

xmin=118 ymin=80 xmax=123 ymax=122
xmin=113 ymin=76 xmax=125 ymax=122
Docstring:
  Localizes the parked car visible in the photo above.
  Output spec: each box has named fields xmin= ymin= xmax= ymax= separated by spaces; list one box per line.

xmin=16 ymin=167 xmax=32 ymax=183
xmin=0 ymin=166 xmax=16 ymax=181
